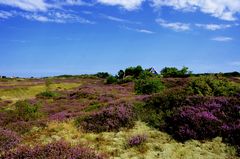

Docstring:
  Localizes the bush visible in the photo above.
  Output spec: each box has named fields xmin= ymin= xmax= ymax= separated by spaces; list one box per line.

xmin=134 ymin=78 xmax=164 ymax=95
xmin=128 ymin=134 xmax=147 ymax=147
xmin=134 ymin=89 xmax=187 ymax=129
xmin=125 ymin=66 xmax=144 ymax=78
xmin=1 ymin=140 xmax=104 ymax=159
xmin=15 ymin=100 xmax=42 ymax=121
xmin=77 ymin=103 xmax=134 ymax=132
xmin=187 ymin=76 xmax=240 ymax=96
xmin=160 ymin=66 xmax=191 ymax=78
xmin=0 ymin=128 xmax=20 ymax=152
xmin=117 ymin=76 xmax=134 ymax=84
xmin=95 ymin=72 xmax=110 ymax=78
xmin=106 ymin=76 xmax=118 ymax=84
xmin=36 ymin=91 xmax=59 ymax=99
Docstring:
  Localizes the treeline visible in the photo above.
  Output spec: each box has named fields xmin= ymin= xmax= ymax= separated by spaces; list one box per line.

xmin=54 ymin=66 xmax=240 ymax=79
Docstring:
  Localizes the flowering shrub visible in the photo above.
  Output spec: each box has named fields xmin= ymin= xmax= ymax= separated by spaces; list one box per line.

xmin=128 ymin=134 xmax=147 ymax=147
xmin=78 ymin=103 xmax=134 ymax=132
xmin=0 ymin=128 xmax=20 ymax=152
xmin=1 ymin=141 xmax=104 ymax=159
xmin=165 ymin=97 xmax=240 ymax=142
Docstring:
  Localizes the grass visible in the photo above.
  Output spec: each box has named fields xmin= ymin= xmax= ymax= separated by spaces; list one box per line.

xmin=0 ymin=83 xmax=81 ymax=101
xmin=21 ymin=120 xmax=238 ymax=159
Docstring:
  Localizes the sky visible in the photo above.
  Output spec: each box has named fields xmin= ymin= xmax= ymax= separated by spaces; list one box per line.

xmin=0 ymin=0 xmax=240 ymax=77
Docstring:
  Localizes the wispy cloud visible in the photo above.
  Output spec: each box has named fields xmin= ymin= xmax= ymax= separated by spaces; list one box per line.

xmin=0 ymin=0 xmax=94 ymax=23
xmin=156 ymin=18 xmax=190 ymax=31
xmin=100 ymin=14 xmax=140 ymax=24
xmin=211 ymin=36 xmax=233 ymax=42
xmin=0 ymin=10 xmax=13 ymax=19
xmin=121 ymin=26 xmax=155 ymax=34
xmin=195 ymin=24 xmax=232 ymax=31
xmin=151 ymin=0 xmax=240 ymax=21
xmin=97 ymin=0 xmax=145 ymax=11
xmin=0 ymin=0 xmax=49 ymax=12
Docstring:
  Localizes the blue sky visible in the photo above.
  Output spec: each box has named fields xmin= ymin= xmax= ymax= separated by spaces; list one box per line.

xmin=0 ymin=0 xmax=240 ymax=77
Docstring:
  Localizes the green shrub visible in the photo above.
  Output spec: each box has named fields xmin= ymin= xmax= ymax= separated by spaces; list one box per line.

xmin=36 ymin=91 xmax=59 ymax=99
xmin=160 ymin=66 xmax=191 ymax=78
xmin=95 ymin=72 xmax=110 ymax=78
xmin=187 ymin=76 xmax=240 ymax=96
xmin=15 ymin=100 xmax=42 ymax=121
xmin=134 ymin=78 xmax=165 ymax=94
xmin=125 ymin=66 xmax=144 ymax=78
xmin=117 ymin=76 xmax=134 ymax=84
xmin=134 ymin=88 xmax=188 ymax=129
xmin=106 ymin=76 xmax=118 ymax=84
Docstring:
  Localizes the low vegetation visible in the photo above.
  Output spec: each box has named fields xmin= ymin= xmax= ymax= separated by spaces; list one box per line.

xmin=0 ymin=66 xmax=240 ymax=158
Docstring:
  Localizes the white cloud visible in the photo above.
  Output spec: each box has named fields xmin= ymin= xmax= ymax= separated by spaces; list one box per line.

xmin=121 ymin=26 xmax=155 ymax=34
xmin=97 ymin=0 xmax=145 ymax=10
xmin=101 ymin=14 xmax=140 ymax=24
xmin=136 ymin=29 xmax=155 ymax=34
xmin=151 ymin=0 xmax=240 ymax=21
xmin=0 ymin=10 xmax=13 ymax=19
xmin=211 ymin=36 xmax=233 ymax=42
xmin=156 ymin=18 xmax=190 ymax=31
xmin=195 ymin=23 xmax=232 ymax=30
xmin=0 ymin=0 xmax=49 ymax=12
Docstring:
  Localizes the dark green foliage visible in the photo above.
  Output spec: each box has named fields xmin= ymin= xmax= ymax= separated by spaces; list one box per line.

xmin=36 ymin=91 xmax=59 ymax=99
xmin=160 ymin=66 xmax=191 ymax=78
xmin=134 ymin=78 xmax=165 ymax=95
xmin=118 ymin=70 xmax=125 ymax=79
xmin=134 ymin=89 xmax=187 ymax=128
xmin=125 ymin=65 xmax=144 ymax=78
xmin=15 ymin=100 xmax=42 ymax=121
xmin=187 ymin=76 xmax=240 ymax=96
xmin=117 ymin=76 xmax=134 ymax=84
xmin=106 ymin=76 xmax=118 ymax=84
xmin=95 ymin=72 xmax=110 ymax=78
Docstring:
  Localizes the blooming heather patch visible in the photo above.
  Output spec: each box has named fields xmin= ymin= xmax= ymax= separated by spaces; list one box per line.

xmin=165 ymin=97 xmax=240 ymax=144
xmin=79 ymin=103 xmax=134 ymax=132
xmin=128 ymin=134 xmax=147 ymax=147
xmin=0 ymin=128 xmax=20 ymax=152
xmin=1 ymin=141 xmax=104 ymax=159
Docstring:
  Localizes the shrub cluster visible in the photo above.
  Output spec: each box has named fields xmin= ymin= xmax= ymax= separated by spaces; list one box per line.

xmin=134 ymin=78 xmax=164 ymax=95
xmin=0 ymin=128 xmax=20 ymax=153
xmin=36 ymin=91 xmax=59 ymax=99
xmin=1 ymin=141 xmax=104 ymax=159
xmin=134 ymin=88 xmax=187 ymax=128
xmin=95 ymin=72 xmax=110 ymax=78
xmin=160 ymin=66 xmax=191 ymax=78
xmin=15 ymin=100 xmax=42 ymax=121
xmin=77 ymin=103 xmax=134 ymax=132
xmin=106 ymin=76 xmax=118 ymax=84
xmin=187 ymin=76 xmax=240 ymax=96
xmin=128 ymin=134 xmax=147 ymax=147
